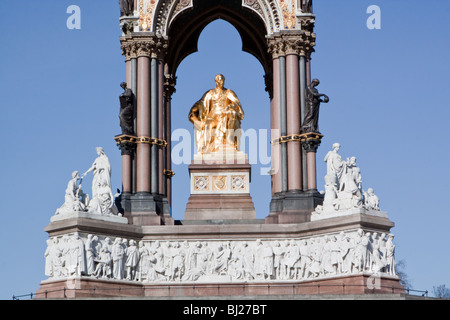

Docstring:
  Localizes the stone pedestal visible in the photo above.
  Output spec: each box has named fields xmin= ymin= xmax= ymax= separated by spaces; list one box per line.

xmin=36 ymin=213 xmax=404 ymax=299
xmin=184 ymin=151 xmax=256 ymax=221
xmin=121 ymin=193 xmax=174 ymax=226
xmin=266 ymin=190 xmax=324 ymax=224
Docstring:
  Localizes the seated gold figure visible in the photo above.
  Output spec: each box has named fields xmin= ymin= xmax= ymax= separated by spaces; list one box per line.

xmin=189 ymin=74 xmax=244 ymax=154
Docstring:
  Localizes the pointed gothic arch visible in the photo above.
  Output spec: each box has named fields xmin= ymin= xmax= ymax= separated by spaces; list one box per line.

xmin=118 ymin=0 xmax=320 ymax=225
xmin=164 ymin=0 xmax=272 ymax=79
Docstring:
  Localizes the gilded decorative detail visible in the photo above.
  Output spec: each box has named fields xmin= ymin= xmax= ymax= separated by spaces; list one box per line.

xmin=139 ymin=0 xmax=158 ymax=31
xmin=231 ymin=175 xmax=246 ymax=191
xmin=194 ymin=176 xmax=209 ymax=191
xmin=131 ymin=0 xmax=313 ymax=38
xmin=163 ymin=169 xmax=175 ymax=177
xmin=191 ymin=172 xmax=250 ymax=194
xmin=136 ymin=136 xmax=168 ymax=147
xmin=213 ymin=176 xmax=227 ymax=191
xmin=280 ymin=0 xmax=296 ymax=30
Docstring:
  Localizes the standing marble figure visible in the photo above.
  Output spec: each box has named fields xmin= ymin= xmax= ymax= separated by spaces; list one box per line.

xmin=82 ymin=147 xmax=113 ymax=209
xmin=301 ymin=79 xmax=329 ymax=133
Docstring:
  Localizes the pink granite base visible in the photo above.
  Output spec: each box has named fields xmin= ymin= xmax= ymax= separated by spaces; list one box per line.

xmin=185 ymin=194 xmax=256 ymax=220
xmin=184 ymin=160 xmax=256 ymax=220
xmin=36 ymin=274 xmax=404 ymax=299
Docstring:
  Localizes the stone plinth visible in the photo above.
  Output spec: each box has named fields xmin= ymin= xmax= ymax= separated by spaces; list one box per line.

xmin=311 ymin=207 xmax=389 ymax=222
xmin=36 ymin=274 xmax=404 ymax=299
xmin=38 ymin=212 xmax=403 ymax=299
xmin=121 ymin=193 xmax=174 ymax=226
xmin=50 ymin=211 xmax=128 ymax=225
xmin=266 ymin=190 xmax=324 ymax=224
xmin=184 ymin=152 xmax=256 ymax=221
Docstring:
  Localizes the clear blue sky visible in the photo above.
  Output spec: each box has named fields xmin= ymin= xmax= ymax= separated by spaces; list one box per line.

xmin=0 ymin=0 xmax=449 ymax=299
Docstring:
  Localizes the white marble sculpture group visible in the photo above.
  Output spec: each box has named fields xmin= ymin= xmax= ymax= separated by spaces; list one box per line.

xmin=312 ymin=143 xmax=386 ymax=220
xmin=44 ymin=229 xmax=397 ymax=283
xmin=54 ymin=147 xmax=121 ymax=218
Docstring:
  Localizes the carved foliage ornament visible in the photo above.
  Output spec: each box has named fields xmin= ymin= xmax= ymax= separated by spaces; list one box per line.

xmin=121 ymin=36 xmax=169 ymax=59
xmin=267 ymin=32 xmax=316 ymax=58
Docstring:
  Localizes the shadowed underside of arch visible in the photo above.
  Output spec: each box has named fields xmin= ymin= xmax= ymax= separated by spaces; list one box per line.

xmin=166 ymin=0 xmax=271 ymax=78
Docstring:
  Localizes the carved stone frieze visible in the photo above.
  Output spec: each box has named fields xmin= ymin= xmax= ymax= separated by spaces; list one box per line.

xmin=44 ymin=229 xmax=398 ymax=283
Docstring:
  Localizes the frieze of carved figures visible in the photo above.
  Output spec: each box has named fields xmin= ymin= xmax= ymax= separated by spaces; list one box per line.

xmin=44 ymin=230 xmax=397 ymax=283
xmin=312 ymin=143 xmax=387 ymax=220
xmin=54 ymin=147 xmax=122 ymax=219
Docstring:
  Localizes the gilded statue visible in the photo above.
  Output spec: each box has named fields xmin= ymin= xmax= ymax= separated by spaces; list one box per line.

xmin=189 ymin=74 xmax=244 ymax=154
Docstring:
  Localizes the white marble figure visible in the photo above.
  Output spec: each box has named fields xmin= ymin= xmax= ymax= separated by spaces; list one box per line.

xmin=85 ymin=234 xmax=99 ymax=276
xmin=45 ymin=238 xmax=63 ymax=278
xmin=55 ymin=171 xmax=89 ymax=215
xmin=385 ymin=234 xmax=396 ymax=276
xmin=125 ymin=240 xmax=139 ymax=280
xmin=336 ymin=156 xmax=363 ymax=210
xmin=324 ymin=143 xmax=345 ymax=185
xmin=54 ymin=147 xmax=124 ymax=221
xmin=82 ymin=147 xmax=119 ymax=216
xmin=364 ymin=188 xmax=380 ymax=211
xmin=112 ymin=238 xmax=125 ymax=280
xmin=94 ymin=237 xmax=112 ymax=279
xmin=240 ymin=241 xmax=254 ymax=280
xmin=169 ymin=241 xmax=185 ymax=281
xmin=285 ymin=240 xmax=300 ymax=279
xmin=262 ymin=242 xmax=274 ymax=279
xmin=272 ymin=241 xmax=284 ymax=280
xmin=137 ymin=241 xmax=151 ymax=282
xmin=253 ymin=240 xmax=265 ymax=279
xmin=313 ymin=143 xmax=387 ymax=220
xmin=298 ymin=239 xmax=310 ymax=279
xmin=212 ymin=243 xmax=231 ymax=276
xmin=66 ymin=233 xmax=86 ymax=276
xmin=45 ymin=231 xmax=398 ymax=285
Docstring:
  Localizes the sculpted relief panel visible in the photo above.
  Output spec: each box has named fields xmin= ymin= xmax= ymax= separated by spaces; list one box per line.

xmin=44 ymin=230 xmax=397 ymax=283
